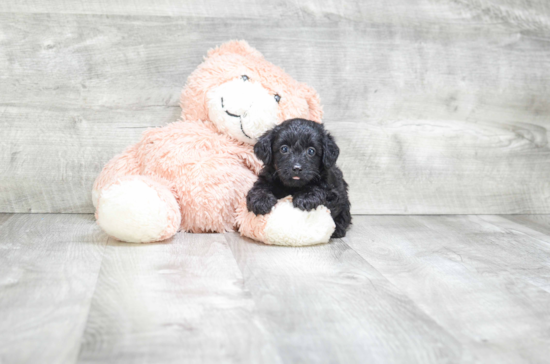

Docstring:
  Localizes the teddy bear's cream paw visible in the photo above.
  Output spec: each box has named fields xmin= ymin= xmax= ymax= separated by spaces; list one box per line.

xmin=263 ymin=198 xmax=335 ymax=246
xmin=96 ymin=179 xmax=180 ymax=243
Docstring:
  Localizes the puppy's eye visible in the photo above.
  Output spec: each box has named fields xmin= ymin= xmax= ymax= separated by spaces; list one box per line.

xmin=274 ymin=94 xmax=281 ymax=103
xmin=307 ymin=147 xmax=316 ymax=156
xmin=241 ymin=75 xmax=249 ymax=81
xmin=280 ymin=145 xmax=289 ymax=154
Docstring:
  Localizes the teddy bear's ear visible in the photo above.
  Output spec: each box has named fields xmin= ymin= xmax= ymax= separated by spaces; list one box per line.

xmin=301 ymin=84 xmax=324 ymax=123
xmin=207 ymin=40 xmax=264 ymax=60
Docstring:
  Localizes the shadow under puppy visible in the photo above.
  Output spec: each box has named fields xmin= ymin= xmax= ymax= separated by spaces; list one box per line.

xmin=247 ymin=118 xmax=351 ymax=238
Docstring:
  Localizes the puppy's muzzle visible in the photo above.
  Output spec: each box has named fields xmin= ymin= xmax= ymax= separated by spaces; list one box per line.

xmin=292 ymin=164 xmax=302 ymax=180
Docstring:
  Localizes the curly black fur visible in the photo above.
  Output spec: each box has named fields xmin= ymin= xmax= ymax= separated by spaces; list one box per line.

xmin=247 ymin=118 xmax=351 ymax=238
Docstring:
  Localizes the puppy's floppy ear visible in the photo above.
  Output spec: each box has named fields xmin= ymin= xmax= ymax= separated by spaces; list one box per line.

xmin=254 ymin=130 xmax=274 ymax=165
xmin=322 ymin=132 xmax=339 ymax=169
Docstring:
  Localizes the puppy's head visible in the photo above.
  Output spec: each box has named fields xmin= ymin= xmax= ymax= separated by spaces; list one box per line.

xmin=254 ymin=118 xmax=339 ymax=187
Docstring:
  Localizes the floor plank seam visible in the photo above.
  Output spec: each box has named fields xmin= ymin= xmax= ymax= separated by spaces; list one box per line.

xmin=73 ymin=235 xmax=111 ymax=364
xmin=338 ymin=235 xmax=468 ymax=348
xmin=222 ymin=233 xmax=294 ymax=362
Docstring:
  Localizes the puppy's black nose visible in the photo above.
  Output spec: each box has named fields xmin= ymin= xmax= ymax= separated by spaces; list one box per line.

xmin=293 ymin=164 xmax=302 ymax=172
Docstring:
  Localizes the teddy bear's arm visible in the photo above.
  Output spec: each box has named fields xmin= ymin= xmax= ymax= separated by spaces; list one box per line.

xmin=238 ymin=148 xmax=264 ymax=175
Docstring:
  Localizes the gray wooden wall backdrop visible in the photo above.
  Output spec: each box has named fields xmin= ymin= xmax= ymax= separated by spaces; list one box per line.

xmin=1 ymin=0 xmax=550 ymax=214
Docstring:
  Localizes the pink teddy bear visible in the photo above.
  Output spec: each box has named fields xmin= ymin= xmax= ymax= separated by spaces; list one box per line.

xmin=93 ymin=41 xmax=335 ymax=245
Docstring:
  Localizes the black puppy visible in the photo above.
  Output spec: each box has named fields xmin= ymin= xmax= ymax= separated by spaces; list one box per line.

xmin=247 ymin=118 xmax=351 ymax=238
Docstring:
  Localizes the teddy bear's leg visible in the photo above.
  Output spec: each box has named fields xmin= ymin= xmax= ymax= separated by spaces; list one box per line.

xmin=96 ymin=175 xmax=181 ymax=243
xmin=236 ymin=196 xmax=336 ymax=246
xmin=92 ymin=144 xmax=141 ymax=208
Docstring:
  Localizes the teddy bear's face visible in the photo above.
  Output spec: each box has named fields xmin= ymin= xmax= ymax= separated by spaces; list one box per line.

xmin=180 ymin=41 xmax=323 ymax=145
xmin=206 ymin=75 xmax=280 ymax=144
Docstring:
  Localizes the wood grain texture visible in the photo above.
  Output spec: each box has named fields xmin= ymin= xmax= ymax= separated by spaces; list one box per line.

xmin=1 ymin=0 xmax=550 ymax=213
xmin=344 ymin=215 xmax=550 ymax=363
xmin=224 ymin=233 xmax=462 ymax=364
xmin=0 ymin=214 xmax=106 ymax=364
xmin=477 ymin=215 xmax=550 ymax=294
xmin=1 ymin=213 xmax=550 ymax=362
xmin=77 ymin=232 xmax=280 ymax=364
xmin=504 ymin=215 xmax=550 ymax=237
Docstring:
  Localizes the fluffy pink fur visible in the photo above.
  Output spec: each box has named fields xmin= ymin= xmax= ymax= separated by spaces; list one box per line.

xmin=93 ymin=40 xmax=323 ymax=242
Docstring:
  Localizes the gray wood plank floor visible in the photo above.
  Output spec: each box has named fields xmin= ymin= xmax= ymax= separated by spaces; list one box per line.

xmin=1 ymin=214 xmax=550 ymax=363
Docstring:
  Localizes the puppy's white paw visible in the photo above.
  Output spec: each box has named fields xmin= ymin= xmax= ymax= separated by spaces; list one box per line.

xmin=264 ymin=198 xmax=335 ymax=246
xmin=96 ymin=179 xmax=180 ymax=243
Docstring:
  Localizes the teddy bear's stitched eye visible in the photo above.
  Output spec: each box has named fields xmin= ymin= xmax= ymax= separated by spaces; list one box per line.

xmin=307 ymin=147 xmax=316 ymax=156
xmin=241 ymin=75 xmax=249 ymax=81
xmin=274 ymin=94 xmax=281 ymax=103
xmin=280 ymin=145 xmax=289 ymax=154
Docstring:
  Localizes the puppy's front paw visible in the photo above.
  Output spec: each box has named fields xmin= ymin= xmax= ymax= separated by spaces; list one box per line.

xmin=247 ymin=194 xmax=278 ymax=215
xmin=331 ymin=227 xmax=347 ymax=239
xmin=293 ymin=194 xmax=323 ymax=211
